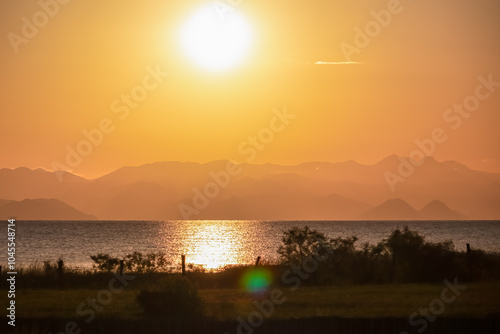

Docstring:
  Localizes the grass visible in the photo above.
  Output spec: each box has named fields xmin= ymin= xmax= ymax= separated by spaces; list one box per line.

xmin=16 ymin=282 xmax=500 ymax=321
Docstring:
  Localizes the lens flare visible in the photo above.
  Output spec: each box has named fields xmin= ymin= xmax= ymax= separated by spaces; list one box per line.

xmin=241 ymin=267 xmax=273 ymax=293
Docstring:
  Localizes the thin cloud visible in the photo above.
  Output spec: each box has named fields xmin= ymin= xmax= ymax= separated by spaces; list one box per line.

xmin=314 ymin=61 xmax=361 ymax=65
xmin=281 ymin=59 xmax=362 ymax=65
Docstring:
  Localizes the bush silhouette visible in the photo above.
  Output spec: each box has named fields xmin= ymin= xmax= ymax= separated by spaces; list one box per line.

xmin=278 ymin=226 xmax=331 ymax=265
xmin=276 ymin=225 xmax=500 ymax=284
xmin=90 ymin=252 xmax=171 ymax=273
xmin=90 ymin=253 xmax=120 ymax=272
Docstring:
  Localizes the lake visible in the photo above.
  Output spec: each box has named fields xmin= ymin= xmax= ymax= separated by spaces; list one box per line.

xmin=1 ymin=220 xmax=499 ymax=270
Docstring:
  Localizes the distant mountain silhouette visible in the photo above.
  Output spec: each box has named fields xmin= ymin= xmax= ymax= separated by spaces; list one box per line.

xmin=0 ymin=156 xmax=498 ymax=220
xmin=359 ymin=198 xmax=422 ymax=220
xmin=0 ymin=198 xmax=96 ymax=220
xmin=419 ymin=200 xmax=467 ymax=220
xmin=0 ymin=167 xmax=87 ymax=201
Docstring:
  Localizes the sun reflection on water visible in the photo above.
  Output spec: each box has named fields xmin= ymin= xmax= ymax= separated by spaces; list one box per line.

xmin=180 ymin=221 xmax=247 ymax=271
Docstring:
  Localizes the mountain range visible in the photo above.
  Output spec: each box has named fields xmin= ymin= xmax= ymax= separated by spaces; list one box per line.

xmin=0 ymin=155 xmax=499 ymax=220
xmin=0 ymin=199 xmax=96 ymax=220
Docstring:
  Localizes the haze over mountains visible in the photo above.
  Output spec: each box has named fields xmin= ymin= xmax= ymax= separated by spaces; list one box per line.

xmin=0 ymin=155 xmax=499 ymax=220
xmin=0 ymin=199 xmax=96 ymax=220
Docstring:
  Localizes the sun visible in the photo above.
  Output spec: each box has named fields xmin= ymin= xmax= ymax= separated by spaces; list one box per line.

xmin=178 ymin=4 xmax=254 ymax=72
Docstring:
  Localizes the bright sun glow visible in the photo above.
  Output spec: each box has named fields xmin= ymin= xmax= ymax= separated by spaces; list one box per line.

xmin=183 ymin=221 xmax=245 ymax=271
xmin=178 ymin=4 xmax=254 ymax=72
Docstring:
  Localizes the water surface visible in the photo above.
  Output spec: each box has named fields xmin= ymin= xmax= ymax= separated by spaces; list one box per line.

xmin=1 ymin=220 xmax=498 ymax=270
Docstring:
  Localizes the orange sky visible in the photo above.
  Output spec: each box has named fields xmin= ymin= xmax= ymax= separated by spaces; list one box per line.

xmin=1 ymin=0 xmax=499 ymax=179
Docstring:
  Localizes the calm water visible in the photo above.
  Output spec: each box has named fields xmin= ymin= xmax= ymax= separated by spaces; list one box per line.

xmin=1 ymin=220 xmax=499 ymax=270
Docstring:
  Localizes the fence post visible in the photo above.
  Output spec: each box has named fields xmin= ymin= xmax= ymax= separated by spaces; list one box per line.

xmin=181 ymin=255 xmax=186 ymax=276
xmin=58 ymin=259 xmax=64 ymax=290
xmin=255 ymin=256 xmax=261 ymax=267
xmin=466 ymin=243 xmax=472 ymax=280
xmin=119 ymin=260 xmax=124 ymax=276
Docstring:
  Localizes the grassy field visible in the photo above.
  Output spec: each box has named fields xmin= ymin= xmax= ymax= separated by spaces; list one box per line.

xmin=16 ymin=282 xmax=500 ymax=321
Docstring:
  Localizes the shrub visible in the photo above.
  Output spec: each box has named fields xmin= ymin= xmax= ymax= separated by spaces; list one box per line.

xmin=43 ymin=259 xmax=59 ymax=275
xmin=277 ymin=226 xmax=331 ymax=265
xmin=90 ymin=252 xmax=172 ymax=273
xmin=276 ymin=225 xmax=497 ymax=285
xmin=90 ymin=253 xmax=120 ymax=272
xmin=124 ymin=251 xmax=171 ymax=273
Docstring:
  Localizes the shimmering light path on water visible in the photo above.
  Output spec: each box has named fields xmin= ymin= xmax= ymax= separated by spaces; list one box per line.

xmin=0 ymin=220 xmax=498 ymax=270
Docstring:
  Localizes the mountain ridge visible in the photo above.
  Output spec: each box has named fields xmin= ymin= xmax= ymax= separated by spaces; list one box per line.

xmin=0 ymin=156 xmax=498 ymax=220
xmin=0 ymin=198 xmax=96 ymax=220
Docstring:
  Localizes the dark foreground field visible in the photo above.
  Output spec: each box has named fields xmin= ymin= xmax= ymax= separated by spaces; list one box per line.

xmin=5 ymin=226 xmax=500 ymax=333
xmin=6 ymin=283 xmax=500 ymax=334
xmin=14 ymin=283 xmax=500 ymax=319
xmin=11 ymin=316 xmax=500 ymax=334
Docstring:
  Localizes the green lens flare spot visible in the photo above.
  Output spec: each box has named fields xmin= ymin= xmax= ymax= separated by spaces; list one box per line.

xmin=241 ymin=268 xmax=273 ymax=293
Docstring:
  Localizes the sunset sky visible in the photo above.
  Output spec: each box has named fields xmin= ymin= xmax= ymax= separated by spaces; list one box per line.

xmin=1 ymin=0 xmax=499 ymax=179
